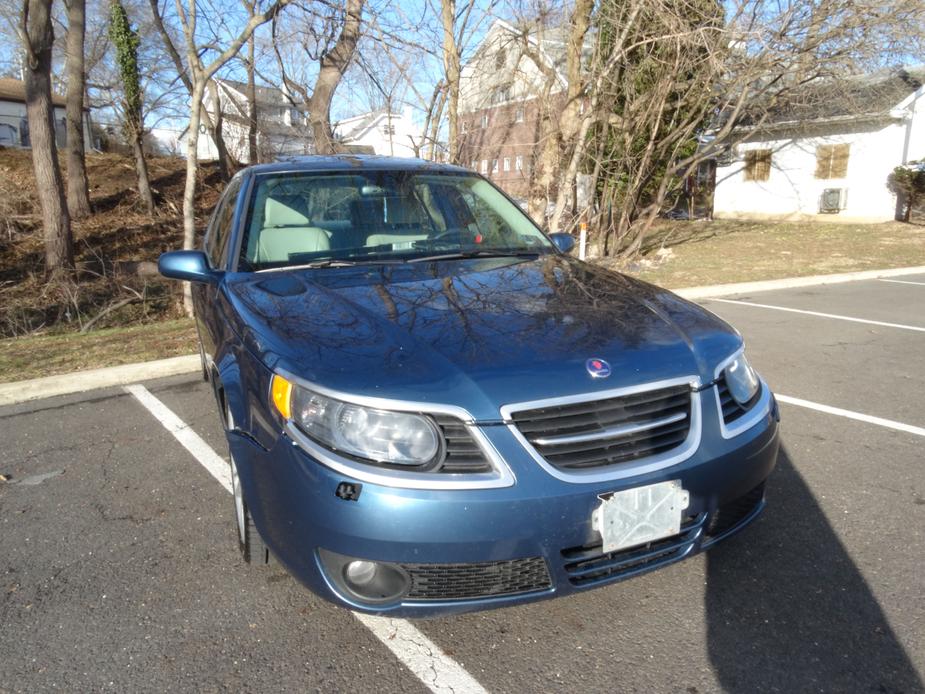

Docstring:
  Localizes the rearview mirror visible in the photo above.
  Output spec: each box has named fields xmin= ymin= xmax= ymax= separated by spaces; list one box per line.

xmin=158 ymin=250 xmax=222 ymax=284
xmin=549 ymin=232 xmax=576 ymax=254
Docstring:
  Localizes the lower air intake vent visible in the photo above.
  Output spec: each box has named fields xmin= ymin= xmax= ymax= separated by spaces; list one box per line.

xmin=402 ymin=557 xmax=552 ymax=600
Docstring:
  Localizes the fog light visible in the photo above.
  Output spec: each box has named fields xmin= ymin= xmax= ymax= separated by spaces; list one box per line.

xmin=345 ymin=560 xmax=377 ymax=587
xmin=319 ymin=549 xmax=410 ymax=605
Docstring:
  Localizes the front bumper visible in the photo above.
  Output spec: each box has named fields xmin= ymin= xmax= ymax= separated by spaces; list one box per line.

xmin=230 ymin=390 xmax=780 ymax=617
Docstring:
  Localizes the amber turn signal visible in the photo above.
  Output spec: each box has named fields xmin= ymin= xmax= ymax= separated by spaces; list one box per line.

xmin=270 ymin=374 xmax=293 ymax=420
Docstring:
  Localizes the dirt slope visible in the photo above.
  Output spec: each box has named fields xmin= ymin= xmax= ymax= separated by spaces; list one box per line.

xmin=0 ymin=148 xmax=222 ymax=337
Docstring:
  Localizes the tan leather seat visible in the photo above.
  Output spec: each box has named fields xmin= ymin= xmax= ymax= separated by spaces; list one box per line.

xmin=256 ymin=195 xmax=331 ymax=263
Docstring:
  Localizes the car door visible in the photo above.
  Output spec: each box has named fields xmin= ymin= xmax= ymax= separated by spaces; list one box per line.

xmin=195 ymin=175 xmax=243 ymax=366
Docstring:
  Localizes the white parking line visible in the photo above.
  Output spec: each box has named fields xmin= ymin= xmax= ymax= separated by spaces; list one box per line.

xmin=878 ymin=278 xmax=925 ymax=287
xmin=125 ymin=384 xmax=232 ymax=493
xmin=124 ymin=383 xmax=487 ymax=694
xmin=712 ymin=299 xmax=925 ymax=332
xmin=776 ymin=394 xmax=925 ymax=438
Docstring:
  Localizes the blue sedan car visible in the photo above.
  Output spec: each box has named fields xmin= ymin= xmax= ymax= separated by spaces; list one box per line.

xmin=159 ymin=156 xmax=780 ymax=617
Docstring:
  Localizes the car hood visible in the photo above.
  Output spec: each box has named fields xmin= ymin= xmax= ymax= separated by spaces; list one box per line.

xmin=222 ymin=255 xmax=741 ymax=421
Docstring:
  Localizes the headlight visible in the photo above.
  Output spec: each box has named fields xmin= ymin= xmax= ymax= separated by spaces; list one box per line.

xmin=272 ymin=375 xmax=441 ymax=467
xmin=724 ymin=353 xmax=760 ymax=405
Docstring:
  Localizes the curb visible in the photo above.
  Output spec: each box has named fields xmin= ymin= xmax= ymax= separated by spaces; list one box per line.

xmin=0 ymin=354 xmax=201 ymax=407
xmin=673 ymin=265 xmax=925 ymax=300
xmin=1 ymin=265 xmax=922 ymax=407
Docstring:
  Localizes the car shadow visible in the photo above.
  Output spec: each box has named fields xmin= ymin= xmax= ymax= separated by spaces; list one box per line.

xmin=705 ymin=446 xmax=923 ymax=692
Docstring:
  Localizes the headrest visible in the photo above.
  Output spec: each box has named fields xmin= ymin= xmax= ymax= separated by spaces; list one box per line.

xmin=264 ymin=195 xmax=309 ymax=227
xmin=384 ymin=196 xmax=423 ymax=225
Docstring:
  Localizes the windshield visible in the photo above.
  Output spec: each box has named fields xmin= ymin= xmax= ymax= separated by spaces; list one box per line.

xmin=239 ymin=170 xmax=554 ymax=270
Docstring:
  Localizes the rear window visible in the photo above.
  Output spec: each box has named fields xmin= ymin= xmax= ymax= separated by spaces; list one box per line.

xmin=239 ymin=171 xmax=552 ymax=270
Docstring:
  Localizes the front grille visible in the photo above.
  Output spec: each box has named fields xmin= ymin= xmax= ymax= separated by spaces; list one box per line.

xmin=510 ymin=384 xmax=693 ymax=471
xmin=706 ymin=481 xmax=766 ymax=538
xmin=402 ymin=557 xmax=552 ymax=600
xmin=433 ymin=416 xmax=492 ymax=474
xmin=561 ymin=513 xmax=706 ymax=587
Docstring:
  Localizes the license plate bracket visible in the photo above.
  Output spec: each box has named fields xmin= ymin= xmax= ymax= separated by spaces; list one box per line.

xmin=591 ymin=480 xmax=690 ymax=554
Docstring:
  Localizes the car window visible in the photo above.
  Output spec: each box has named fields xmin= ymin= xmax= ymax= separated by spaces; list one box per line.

xmin=239 ymin=171 xmax=553 ymax=270
xmin=204 ymin=177 xmax=242 ymax=268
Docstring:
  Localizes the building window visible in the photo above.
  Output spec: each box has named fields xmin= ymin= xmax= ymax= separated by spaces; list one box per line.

xmin=514 ymin=107 xmax=524 ymax=123
xmin=744 ymin=149 xmax=772 ymax=181
xmin=515 ymin=155 xmax=523 ymax=172
xmin=491 ymin=86 xmax=511 ymax=105
xmin=815 ymin=143 xmax=849 ymax=179
xmin=471 ymin=160 xmax=478 ymax=170
xmin=290 ymin=108 xmax=301 ymax=125
xmin=491 ymin=159 xmax=499 ymax=174
xmin=481 ymin=113 xmax=489 ymax=129
xmin=460 ymin=120 xmax=468 ymax=134
xmin=503 ymin=157 xmax=510 ymax=172
xmin=495 ymin=49 xmax=506 ymax=70
xmin=382 ymin=124 xmax=396 ymax=136
xmin=480 ymin=160 xmax=488 ymax=174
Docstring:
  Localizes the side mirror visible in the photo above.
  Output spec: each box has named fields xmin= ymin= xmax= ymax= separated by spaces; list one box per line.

xmin=158 ymin=250 xmax=222 ymax=284
xmin=549 ymin=232 xmax=576 ymax=254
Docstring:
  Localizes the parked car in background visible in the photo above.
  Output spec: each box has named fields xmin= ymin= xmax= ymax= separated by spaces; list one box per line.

xmin=159 ymin=155 xmax=780 ymax=617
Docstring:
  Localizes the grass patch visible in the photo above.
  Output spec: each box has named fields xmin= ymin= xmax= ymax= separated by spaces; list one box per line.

xmin=599 ymin=219 xmax=925 ymax=288
xmin=0 ymin=319 xmax=198 ymax=383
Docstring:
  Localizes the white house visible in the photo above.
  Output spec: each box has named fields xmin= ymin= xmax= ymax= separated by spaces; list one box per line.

xmin=714 ymin=69 xmax=925 ymax=222
xmin=0 ymin=77 xmax=92 ymax=151
xmin=334 ymin=108 xmax=420 ymax=157
xmin=186 ymin=79 xmax=312 ymax=163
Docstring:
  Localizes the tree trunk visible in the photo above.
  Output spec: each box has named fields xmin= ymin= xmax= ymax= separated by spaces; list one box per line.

xmin=207 ymin=82 xmax=233 ymax=180
xmin=24 ymin=0 xmax=74 ymax=274
xmin=182 ymin=81 xmax=205 ymax=314
xmin=440 ymin=0 xmax=459 ymax=163
xmin=65 ymin=0 xmax=91 ymax=218
xmin=306 ymin=0 xmax=364 ymax=154
xmin=246 ymin=33 xmax=258 ymax=164
xmin=131 ymin=126 xmax=155 ymax=213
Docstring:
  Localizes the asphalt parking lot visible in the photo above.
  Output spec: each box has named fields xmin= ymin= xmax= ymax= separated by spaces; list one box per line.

xmin=1 ymin=274 xmax=923 ymax=693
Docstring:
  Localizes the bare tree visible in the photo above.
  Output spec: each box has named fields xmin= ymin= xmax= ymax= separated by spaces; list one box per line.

xmin=64 ymin=0 xmax=91 ymax=218
xmin=437 ymin=0 xmax=487 ymax=163
xmin=21 ymin=0 xmax=74 ymax=274
xmin=146 ymin=0 xmax=239 ymax=178
xmin=501 ymin=0 xmax=925 ymax=256
xmin=242 ymin=0 xmax=258 ymax=163
xmin=147 ymin=0 xmax=291 ymax=312
xmin=271 ymin=0 xmax=365 ymax=155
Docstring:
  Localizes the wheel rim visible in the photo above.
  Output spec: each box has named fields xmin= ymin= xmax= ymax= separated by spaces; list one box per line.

xmin=231 ymin=458 xmax=246 ymax=546
xmin=226 ymin=406 xmax=247 ymax=548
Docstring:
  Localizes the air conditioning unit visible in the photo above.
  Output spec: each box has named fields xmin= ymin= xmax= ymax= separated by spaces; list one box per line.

xmin=819 ymin=188 xmax=847 ymax=213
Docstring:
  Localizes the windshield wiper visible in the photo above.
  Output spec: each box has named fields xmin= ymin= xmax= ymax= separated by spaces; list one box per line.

xmin=406 ymin=250 xmax=541 ymax=264
xmin=294 ymin=257 xmax=407 ymax=269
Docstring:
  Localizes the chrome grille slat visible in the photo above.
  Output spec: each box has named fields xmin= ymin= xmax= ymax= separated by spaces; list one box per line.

xmin=509 ymin=383 xmax=695 ymax=472
xmin=532 ymin=411 xmax=687 ymax=446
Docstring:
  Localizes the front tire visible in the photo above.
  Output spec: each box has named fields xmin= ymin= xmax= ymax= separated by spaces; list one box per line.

xmin=226 ymin=405 xmax=270 ymax=566
xmin=231 ymin=455 xmax=269 ymax=565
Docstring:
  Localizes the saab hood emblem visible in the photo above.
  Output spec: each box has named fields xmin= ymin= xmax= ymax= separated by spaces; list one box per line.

xmin=586 ymin=358 xmax=611 ymax=379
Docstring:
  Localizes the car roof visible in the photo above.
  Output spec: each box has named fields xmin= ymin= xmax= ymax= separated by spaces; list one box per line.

xmin=244 ymin=155 xmax=473 ymax=177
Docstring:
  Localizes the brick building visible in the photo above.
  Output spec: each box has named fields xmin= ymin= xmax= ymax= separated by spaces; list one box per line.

xmin=458 ymin=20 xmax=570 ymax=203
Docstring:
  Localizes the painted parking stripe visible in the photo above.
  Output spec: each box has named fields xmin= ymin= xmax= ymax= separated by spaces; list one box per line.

xmin=125 ymin=384 xmax=487 ymax=694
xmin=776 ymin=394 xmax=925 ymax=438
xmin=712 ymin=299 xmax=925 ymax=332
xmin=353 ymin=614 xmax=489 ymax=693
xmin=878 ymin=278 xmax=925 ymax=287
xmin=125 ymin=384 xmax=232 ymax=493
